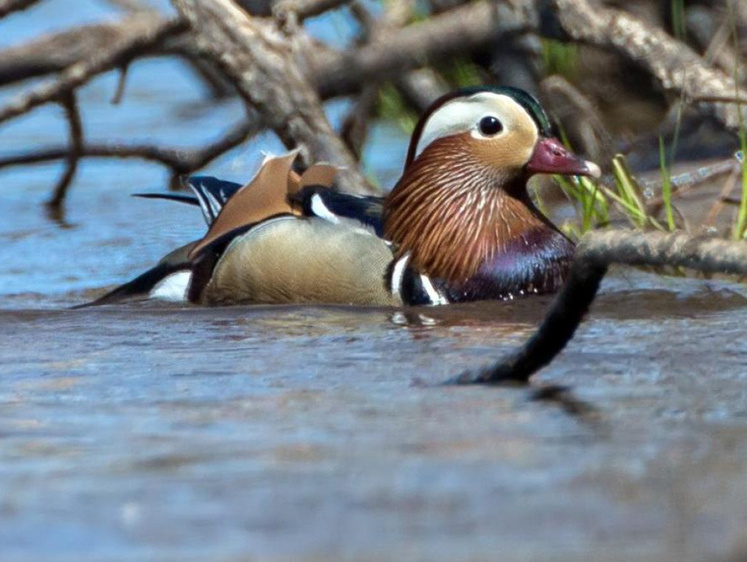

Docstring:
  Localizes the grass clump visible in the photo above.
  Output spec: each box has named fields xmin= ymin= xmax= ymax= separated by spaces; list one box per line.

xmin=541 ymin=39 xmax=579 ymax=79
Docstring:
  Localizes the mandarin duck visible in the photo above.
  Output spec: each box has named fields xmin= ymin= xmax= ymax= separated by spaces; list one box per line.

xmin=86 ymin=86 xmax=600 ymax=308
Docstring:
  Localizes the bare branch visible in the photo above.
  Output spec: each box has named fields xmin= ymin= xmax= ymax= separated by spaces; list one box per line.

xmin=0 ymin=0 xmax=40 ymax=19
xmin=0 ymin=17 xmax=185 ymax=125
xmin=307 ymin=0 xmax=747 ymax=133
xmin=172 ymin=0 xmax=373 ymax=194
xmin=448 ymin=230 xmax=747 ymax=385
xmin=271 ymin=0 xmax=350 ymax=20
xmin=48 ymin=93 xmax=83 ymax=210
xmin=0 ymin=120 xmax=257 ymax=179
xmin=535 ymin=0 xmax=747 ymax=133
xmin=311 ymin=1 xmax=531 ymax=98
xmin=0 ymin=15 xmax=168 ymax=86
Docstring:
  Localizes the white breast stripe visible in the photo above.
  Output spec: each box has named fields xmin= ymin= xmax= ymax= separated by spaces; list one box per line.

xmin=150 ymin=270 xmax=191 ymax=301
xmin=419 ymin=274 xmax=449 ymax=306
xmin=390 ymin=253 xmax=410 ymax=299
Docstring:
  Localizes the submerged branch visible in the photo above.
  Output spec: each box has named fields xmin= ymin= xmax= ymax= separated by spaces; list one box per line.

xmin=447 ymin=230 xmax=747 ymax=386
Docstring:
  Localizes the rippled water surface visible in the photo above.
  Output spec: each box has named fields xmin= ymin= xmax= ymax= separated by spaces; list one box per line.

xmin=2 ymin=2 xmax=747 ymax=560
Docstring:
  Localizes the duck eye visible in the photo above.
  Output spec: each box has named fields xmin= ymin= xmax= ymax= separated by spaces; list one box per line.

xmin=478 ymin=116 xmax=503 ymax=136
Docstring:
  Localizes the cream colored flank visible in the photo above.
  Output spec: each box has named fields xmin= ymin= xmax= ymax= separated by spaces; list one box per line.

xmin=201 ymin=217 xmax=400 ymax=306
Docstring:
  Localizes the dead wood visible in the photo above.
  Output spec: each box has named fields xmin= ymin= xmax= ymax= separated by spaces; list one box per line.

xmin=0 ymin=17 xmax=185 ymax=125
xmin=48 ymin=93 xmax=83 ymax=210
xmin=532 ymin=0 xmax=747 ymax=134
xmin=447 ymin=230 xmax=747 ymax=386
xmin=172 ymin=0 xmax=372 ymax=195
xmin=0 ymin=0 xmax=744 ymax=209
xmin=0 ymin=0 xmax=39 ymax=19
xmin=311 ymin=1 xmax=531 ymax=98
xmin=0 ymin=15 xmax=172 ymax=86
xmin=0 ymin=120 xmax=257 ymax=189
xmin=271 ymin=0 xmax=350 ymax=21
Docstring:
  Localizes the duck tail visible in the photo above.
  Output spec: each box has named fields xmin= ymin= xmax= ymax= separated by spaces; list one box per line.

xmin=72 ymin=242 xmax=195 ymax=308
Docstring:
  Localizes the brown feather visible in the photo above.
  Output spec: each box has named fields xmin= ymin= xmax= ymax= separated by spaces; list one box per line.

xmin=190 ymin=153 xmax=338 ymax=258
xmin=383 ymin=136 xmax=549 ymax=284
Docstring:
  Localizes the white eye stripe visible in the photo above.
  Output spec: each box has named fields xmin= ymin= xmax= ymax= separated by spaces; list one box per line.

xmin=413 ymin=92 xmax=537 ymax=160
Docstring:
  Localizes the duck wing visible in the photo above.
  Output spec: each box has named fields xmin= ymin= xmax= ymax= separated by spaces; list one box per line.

xmin=290 ymin=186 xmax=385 ymax=236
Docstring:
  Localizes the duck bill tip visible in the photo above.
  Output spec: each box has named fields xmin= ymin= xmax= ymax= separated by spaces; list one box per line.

xmin=583 ymin=160 xmax=602 ymax=179
xmin=526 ymin=137 xmax=601 ymax=179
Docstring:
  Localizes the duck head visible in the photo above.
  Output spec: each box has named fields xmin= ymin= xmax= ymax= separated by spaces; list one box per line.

xmin=383 ymin=86 xmax=600 ymax=288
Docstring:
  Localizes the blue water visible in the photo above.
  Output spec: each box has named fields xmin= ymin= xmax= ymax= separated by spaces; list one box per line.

xmin=3 ymin=4 xmax=747 ymax=561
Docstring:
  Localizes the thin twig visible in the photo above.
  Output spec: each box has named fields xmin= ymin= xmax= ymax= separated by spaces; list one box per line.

xmin=703 ymin=169 xmax=741 ymax=230
xmin=691 ymin=95 xmax=745 ymax=104
xmin=0 ymin=120 xmax=257 ymax=180
xmin=47 ymin=93 xmax=84 ymax=210
xmin=641 ymin=159 xmax=740 ymax=220
xmin=110 ymin=64 xmax=130 ymax=105
xmin=446 ymin=230 xmax=747 ymax=385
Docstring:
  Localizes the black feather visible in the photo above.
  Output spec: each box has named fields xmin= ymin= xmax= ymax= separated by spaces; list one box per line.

xmin=291 ymin=185 xmax=385 ymax=236
xmin=185 ymin=176 xmax=243 ymax=225
xmin=132 ymin=193 xmax=199 ymax=206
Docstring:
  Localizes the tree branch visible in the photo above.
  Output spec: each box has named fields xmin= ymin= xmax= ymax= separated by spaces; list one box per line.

xmin=0 ymin=120 xmax=258 ymax=185
xmin=0 ymin=15 xmax=170 ymax=86
xmin=447 ymin=230 xmax=747 ymax=386
xmin=535 ymin=0 xmax=747 ymax=133
xmin=0 ymin=17 xmax=186 ymax=125
xmin=0 ymin=0 xmax=40 ymax=19
xmin=311 ymin=1 xmax=531 ymax=98
xmin=272 ymin=0 xmax=350 ymax=21
xmin=172 ymin=0 xmax=373 ymax=194
xmin=48 ymin=92 xmax=83 ymax=210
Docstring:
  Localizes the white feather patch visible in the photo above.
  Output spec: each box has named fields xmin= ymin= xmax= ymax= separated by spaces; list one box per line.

xmin=390 ymin=253 xmax=410 ymax=299
xmin=310 ymin=193 xmax=340 ymax=224
xmin=150 ymin=271 xmax=191 ymax=301
xmin=414 ymin=92 xmax=535 ymax=160
xmin=419 ymin=274 xmax=449 ymax=306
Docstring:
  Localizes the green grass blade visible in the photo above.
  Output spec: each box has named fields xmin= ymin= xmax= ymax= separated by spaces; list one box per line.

xmin=659 ymin=137 xmax=676 ymax=231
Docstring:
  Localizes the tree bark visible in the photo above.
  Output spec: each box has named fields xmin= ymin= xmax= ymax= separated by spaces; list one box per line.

xmin=172 ymin=0 xmax=373 ymax=195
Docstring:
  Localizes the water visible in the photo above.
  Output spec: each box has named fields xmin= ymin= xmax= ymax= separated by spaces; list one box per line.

xmin=2 ymin=2 xmax=747 ymax=560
